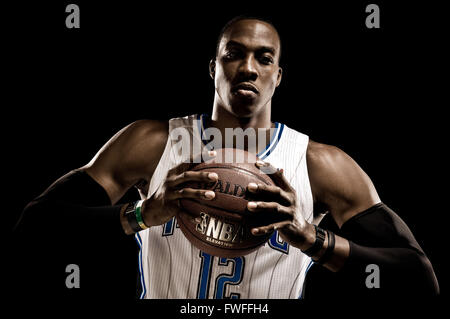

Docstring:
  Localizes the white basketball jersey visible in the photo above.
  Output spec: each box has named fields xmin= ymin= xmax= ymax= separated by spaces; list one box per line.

xmin=136 ymin=114 xmax=314 ymax=299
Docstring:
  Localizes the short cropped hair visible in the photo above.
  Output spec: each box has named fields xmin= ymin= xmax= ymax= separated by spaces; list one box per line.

xmin=215 ymin=15 xmax=282 ymax=63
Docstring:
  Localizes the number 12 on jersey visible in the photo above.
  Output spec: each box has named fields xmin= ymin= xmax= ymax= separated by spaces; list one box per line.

xmin=197 ymin=251 xmax=245 ymax=299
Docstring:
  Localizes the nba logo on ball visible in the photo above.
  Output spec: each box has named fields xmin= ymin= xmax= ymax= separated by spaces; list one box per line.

xmin=195 ymin=212 xmax=244 ymax=246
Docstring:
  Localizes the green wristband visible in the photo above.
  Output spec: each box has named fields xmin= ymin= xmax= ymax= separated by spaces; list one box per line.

xmin=135 ymin=200 xmax=148 ymax=230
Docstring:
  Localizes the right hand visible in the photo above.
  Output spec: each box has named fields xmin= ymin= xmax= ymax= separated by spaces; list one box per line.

xmin=141 ymin=156 xmax=219 ymax=227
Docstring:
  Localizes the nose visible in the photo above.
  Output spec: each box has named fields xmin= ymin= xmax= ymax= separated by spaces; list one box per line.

xmin=237 ymin=55 xmax=258 ymax=81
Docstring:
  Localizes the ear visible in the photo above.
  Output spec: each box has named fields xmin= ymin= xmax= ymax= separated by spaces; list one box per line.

xmin=275 ymin=67 xmax=283 ymax=87
xmin=209 ymin=59 xmax=216 ymax=80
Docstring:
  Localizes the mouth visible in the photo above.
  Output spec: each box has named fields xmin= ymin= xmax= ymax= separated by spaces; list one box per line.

xmin=232 ymin=83 xmax=259 ymax=97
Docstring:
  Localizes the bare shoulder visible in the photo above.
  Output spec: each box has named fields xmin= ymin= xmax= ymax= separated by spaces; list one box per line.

xmin=88 ymin=119 xmax=169 ymax=165
xmin=306 ymin=140 xmax=380 ymax=225
xmin=116 ymin=119 xmax=168 ymax=141
xmin=118 ymin=119 xmax=169 ymax=175
xmin=306 ymin=140 xmax=346 ymax=168
xmin=306 ymin=140 xmax=351 ymax=199
xmin=118 ymin=119 xmax=169 ymax=150
xmin=124 ymin=119 xmax=169 ymax=167
xmin=306 ymin=140 xmax=356 ymax=184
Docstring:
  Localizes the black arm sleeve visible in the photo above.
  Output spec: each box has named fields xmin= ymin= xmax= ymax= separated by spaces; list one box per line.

xmin=303 ymin=203 xmax=439 ymax=300
xmin=11 ymin=170 xmax=139 ymax=300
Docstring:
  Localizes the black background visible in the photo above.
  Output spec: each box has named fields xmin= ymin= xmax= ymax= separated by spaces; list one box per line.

xmin=4 ymin=0 xmax=447 ymax=306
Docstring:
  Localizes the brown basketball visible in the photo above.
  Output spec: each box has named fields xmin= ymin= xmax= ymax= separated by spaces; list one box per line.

xmin=177 ymin=148 xmax=276 ymax=258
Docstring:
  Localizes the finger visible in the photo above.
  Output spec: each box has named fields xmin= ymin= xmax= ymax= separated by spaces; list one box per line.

xmin=167 ymin=188 xmax=216 ymax=201
xmin=168 ymin=161 xmax=195 ymax=177
xmin=166 ymin=170 xmax=219 ymax=188
xmin=271 ymin=168 xmax=294 ymax=193
xmin=255 ymin=161 xmax=293 ymax=192
xmin=255 ymin=160 xmax=278 ymax=175
xmin=247 ymin=201 xmax=293 ymax=220
xmin=251 ymin=221 xmax=291 ymax=236
xmin=247 ymin=183 xmax=292 ymax=206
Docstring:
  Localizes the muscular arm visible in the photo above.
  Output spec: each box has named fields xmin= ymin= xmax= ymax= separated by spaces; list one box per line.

xmin=18 ymin=119 xmax=170 ymax=242
xmin=305 ymin=141 xmax=439 ymax=296
xmin=13 ymin=120 xmax=168 ymax=298
xmin=19 ymin=119 xmax=168 ymax=234
xmin=83 ymin=120 xmax=168 ymax=233
xmin=84 ymin=120 xmax=168 ymax=204
xmin=308 ymin=141 xmax=380 ymax=227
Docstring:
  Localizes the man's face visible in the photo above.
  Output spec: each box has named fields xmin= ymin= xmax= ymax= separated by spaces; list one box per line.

xmin=212 ymin=19 xmax=282 ymax=118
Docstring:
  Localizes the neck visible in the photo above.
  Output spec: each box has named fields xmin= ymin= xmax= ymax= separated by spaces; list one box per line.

xmin=211 ymin=95 xmax=272 ymax=131
xmin=207 ymin=95 xmax=275 ymax=153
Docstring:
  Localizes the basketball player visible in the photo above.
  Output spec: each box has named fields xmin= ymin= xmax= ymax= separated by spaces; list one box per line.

xmin=16 ymin=16 xmax=439 ymax=300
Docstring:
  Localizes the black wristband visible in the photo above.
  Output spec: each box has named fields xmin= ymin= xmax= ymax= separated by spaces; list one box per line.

xmin=124 ymin=201 xmax=142 ymax=233
xmin=302 ymin=225 xmax=326 ymax=257
xmin=316 ymin=230 xmax=336 ymax=265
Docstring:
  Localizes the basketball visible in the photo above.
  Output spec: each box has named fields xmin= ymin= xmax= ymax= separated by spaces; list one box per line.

xmin=177 ymin=148 xmax=276 ymax=258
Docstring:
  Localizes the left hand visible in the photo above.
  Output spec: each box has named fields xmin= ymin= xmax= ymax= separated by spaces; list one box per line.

xmin=246 ymin=161 xmax=315 ymax=251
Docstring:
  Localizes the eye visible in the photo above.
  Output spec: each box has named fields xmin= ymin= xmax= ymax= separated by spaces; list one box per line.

xmin=226 ymin=51 xmax=236 ymax=58
xmin=259 ymin=55 xmax=274 ymax=65
xmin=224 ymin=49 xmax=241 ymax=60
